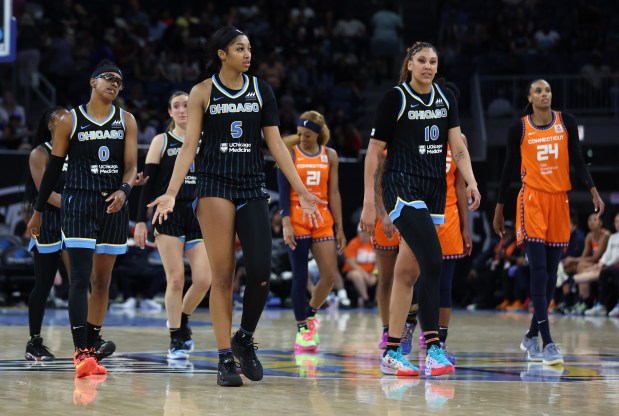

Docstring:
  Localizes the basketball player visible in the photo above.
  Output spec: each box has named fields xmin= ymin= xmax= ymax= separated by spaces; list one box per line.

xmin=360 ymin=42 xmax=480 ymax=377
xmin=24 ymin=107 xmax=68 ymax=361
xmin=277 ymin=110 xmax=346 ymax=352
xmin=134 ymin=91 xmax=212 ymax=360
xmin=28 ymin=60 xmax=138 ymax=378
xmin=148 ymin=27 xmax=324 ymax=387
xmin=493 ymin=79 xmax=604 ymax=365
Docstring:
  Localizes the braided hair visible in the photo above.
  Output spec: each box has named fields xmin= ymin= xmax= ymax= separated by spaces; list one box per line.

xmin=398 ymin=41 xmax=439 ymax=84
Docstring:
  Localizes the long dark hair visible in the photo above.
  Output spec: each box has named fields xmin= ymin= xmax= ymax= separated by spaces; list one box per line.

xmin=22 ymin=107 xmax=63 ymax=214
xmin=398 ymin=41 xmax=439 ymax=84
xmin=204 ymin=26 xmax=247 ymax=76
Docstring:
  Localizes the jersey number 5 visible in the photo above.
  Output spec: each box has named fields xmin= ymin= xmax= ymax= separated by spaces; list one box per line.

xmin=306 ymin=171 xmax=321 ymax=186
xmin=536 ymin=143 xmax=558 ymax=161
xmin=231 ymin=121 xmax=243 ymax=139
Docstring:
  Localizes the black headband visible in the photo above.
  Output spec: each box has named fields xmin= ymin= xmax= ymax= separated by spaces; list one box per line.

xmin=91 ymin=65 xmax=122 ymax=79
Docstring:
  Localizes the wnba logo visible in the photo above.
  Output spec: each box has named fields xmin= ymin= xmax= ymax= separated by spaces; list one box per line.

xmin=220 ymin=143 xmax=228 ymax=153
xmin=418 ymin=145 xmax=426 ymax=155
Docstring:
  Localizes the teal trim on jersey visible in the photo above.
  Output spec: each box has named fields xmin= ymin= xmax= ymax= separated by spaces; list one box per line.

xmin=160 ymin=133 xmax=168 ymax=158
xmin=401 ymin=82 xmax=435 ymax=107
xmin=388 ymin=198 xmax=428 ymax=222
xmin=396 ymin=86 xmax=406 ymax=120
xmin=28 ymin=238 xmax=62 ymax=254
xmin=95 ymin=242 xmax=128 ymax=255
xmin=78 ymin=105 xmax=116 ymax=126
xmin=44 ymin=142 xmax=52 ymax=151
xmin=69 ymin=109 xmax=77 ymax=139
xmin=434 ymin=83 xmax=450 ymax=110
xmin=431 ymin=213 xmax=445 ymax=225
xmin=185 ymin=238 xmax=204 ymax=251
xmin=62 ymin=236 xmax=97 ymax=250
xmin=253 ymin=77 xmax=263 ymax=107
xmin=212 ymin=73 xmax=249 ymax=99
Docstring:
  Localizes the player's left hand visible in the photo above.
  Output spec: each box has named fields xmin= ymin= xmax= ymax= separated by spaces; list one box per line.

xmin=462 ymin=227 xmax=473 ymax=256
xmin=299 ymin=192 xmax=327 ymax=229
xmin=466 ymin=184 xmax=481 ymax=211
xmin=135 ymin=171 xmax=149 ymax=187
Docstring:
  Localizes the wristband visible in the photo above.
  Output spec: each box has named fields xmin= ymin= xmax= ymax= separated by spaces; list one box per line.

xmin=119 ymin=183 xmax=131 ymax=199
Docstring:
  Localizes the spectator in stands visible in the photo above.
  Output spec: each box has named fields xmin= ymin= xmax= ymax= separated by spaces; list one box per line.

xmin=369 ymin=1 xmax=403 ymax=82
xmin=342 ymin=226 xmax=377 ymax=309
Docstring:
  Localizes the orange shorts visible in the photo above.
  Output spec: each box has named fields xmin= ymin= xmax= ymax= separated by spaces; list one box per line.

xmin=290 ymin=204 xmax=334 ymax=241
xmin=372 ymin=217 xmax=400 ymax=250
xmin=438 ymin=204 xmax=464 ymax=259
xmin=516 ymin=186 xmax=570 ymax=247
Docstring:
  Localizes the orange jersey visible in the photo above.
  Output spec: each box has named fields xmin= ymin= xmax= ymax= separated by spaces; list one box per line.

xmin=445 ymin=144 xmax=457 ymax=208
xmin=520 ymin=111 xmax=571 ymax=193
xmin=342 ymin=236 xmax=376 ymax=273
xmin=290 ymin=144 xmax=330 ymax=205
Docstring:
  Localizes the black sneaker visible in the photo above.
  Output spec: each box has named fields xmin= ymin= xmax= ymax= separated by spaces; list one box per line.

xmin=25 ymin=337 xmax=55 ymax=361
xmin=178 ymin=325 xmax=194 ymax=352
xmin=231 ymin=332 xmax=263 ymax=381
xmin=217 ymin=358 xmax=243 ymax=387
xmin=93 ymin=335 xmax=116 ymax=361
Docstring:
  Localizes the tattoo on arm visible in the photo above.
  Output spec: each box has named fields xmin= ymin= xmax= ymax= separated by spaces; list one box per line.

xmin=454 ymin=150 xmax=465 ymax=162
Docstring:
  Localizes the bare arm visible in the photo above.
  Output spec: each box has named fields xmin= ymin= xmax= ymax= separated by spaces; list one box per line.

xmin=447 ymin=127 xmax=480 ymax=210
xmin=359 ymin=139 xmax=386 ymax=235
xmin=29 ymin=147 xmax=62 ymax=208
xmin=106 ymin=110 xmax=138 ymax=213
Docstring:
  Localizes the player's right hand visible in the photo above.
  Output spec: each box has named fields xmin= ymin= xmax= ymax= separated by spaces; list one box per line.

xmin=134 ymin=222 xmax=148 ymax=249
xmin=149 ymin=193 xmax=175 ymax=225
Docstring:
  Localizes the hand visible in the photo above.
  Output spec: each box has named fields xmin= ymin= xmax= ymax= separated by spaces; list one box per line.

xmin=106 ymin=190 xmax=126 ymax=213
xmin=492 ymin=207 xmax=505 ymax=238
xmin=466 ymin=183 xmax=481 ymax=211
xmin=148 ymin=193 xmax=176 ymax=224
xmin=135 ymin=171 xmax=149 ymax=187
xmin=27 ymin=211 xmax=42 ymax=238
xmin=359 ymin=203 xmax=377 ymax=236
xmin=299 ymin=192 xmax=327 ymax=229
xmin=134 ymin=222 xmax=148 ymax=249
xmin=592 ymin=192 xmax=605 ymax=218
xmin=335 ymin=228 xmax=347 ymax=255
xmin=462 ymin=227 xmax=473 ymax=256
xmin=282 ymin=223 xmax=296 ymax=250
xmin=381 ymin=214 xmax=396 ymax=239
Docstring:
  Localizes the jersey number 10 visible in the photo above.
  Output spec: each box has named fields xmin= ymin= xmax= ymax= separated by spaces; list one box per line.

xmin=536 ymin=143 xmax=558 ymax=161
xmin=424 ymin=125 xmax=439 ymax=141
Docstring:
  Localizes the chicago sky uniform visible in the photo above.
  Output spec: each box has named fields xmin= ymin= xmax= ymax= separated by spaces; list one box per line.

xmin=153 ymin=131 xmax=202 ymax=250
xmin=371 ymin=82 xmax=459 ymax=224
xmin=196 ymin=73 xmax=279 ymax=204
xmin=28 ymin=142 xmax=67 ymax=253
xmin=61 ymin=105 xmax=128 ymax=254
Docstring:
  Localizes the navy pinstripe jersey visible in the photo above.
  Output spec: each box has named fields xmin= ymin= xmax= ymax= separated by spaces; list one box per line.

xmin=154 ymin=131 xmax=198 ymax=202
xmin=42 ymin=142 xmax=68 ymax=194
xmin=197 ymin=73 xmax=279 ymax=198
xmin=64 ymin=105 xmax=126 ymax=192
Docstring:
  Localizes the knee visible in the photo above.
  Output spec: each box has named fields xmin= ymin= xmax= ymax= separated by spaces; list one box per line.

xmin=167 ymin=273 xmax=185 ymax=293
xmin=90 ymin=275 xmax=111 ymax=293
xmin=191 ymin=274 xmax=211 ymax=293
xmin=394 ymin=264 xmax=420 ymax=287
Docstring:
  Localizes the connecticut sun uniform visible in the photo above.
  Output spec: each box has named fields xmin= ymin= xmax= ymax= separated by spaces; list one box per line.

xmin=197 ymin=73 xmax=279 ymax=202
xmin=289 ymin=144 xmax=334 ymax=242
xmin=513 ymin=111 xmax=572 ymax=247
xmin=153 ymin=131 xmax=202 ymax=250
xmin=371 ymin=83 xmax=459 ymax=224
xmin=438 ymin=145 xmax=464 ymax=259
xmin=28 ymin=142 xmax=68 ymax=254
xmin=61 ymin=105 xmax=129 ymax=254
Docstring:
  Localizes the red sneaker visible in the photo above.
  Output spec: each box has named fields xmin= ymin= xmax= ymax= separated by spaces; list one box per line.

xmin=73 ymin=348 xmax=97 ymax=378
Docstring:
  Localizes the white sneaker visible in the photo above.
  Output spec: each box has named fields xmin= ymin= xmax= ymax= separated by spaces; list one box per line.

xmin=584 ymin=303 xmax=607 ymax=316
xmin=337 ymin=289 xmax=351 ymax=307
xmin=140 ymin=298 xmax=163 ymax=312
xmin=111 ymin=297 xmax=137 ymax=310
xmin=609 ymin=303 xmax=619 ymax=317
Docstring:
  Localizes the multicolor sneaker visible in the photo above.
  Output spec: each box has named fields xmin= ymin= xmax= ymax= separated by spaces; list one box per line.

xmin=380 ymin=348 xmax=420 ymax=376
xmin=168 ymin=338 xmax=189 ymax=360
xmin=179 ymin=325 xmax=194 ymax=352
xmin=542 ymin=343 xmax=564 ymax=366
xmin=440 ymin=342 xmax=456 ymax=365
xmin=419 ymin=332 xmax=427 ymax=349
xmin=425 ymin=381 xmax=455 ymax=411
xmin=307 ymin=317 xmax=320 ymax=344
xmin=400 ymin=322 xmax=415 ymax=355
xmin=295 ymin=352 xmax=319 ymax=378
xmin=520 ymin=335 xmax=543 ymax=361
xmin=231 ymin=331 xmax=263 ymax=381
xmin=25 ymin=336 xmax=55 ymax=361
xmin=294 ymin=329 xmax=318 ymax=352
xmin=425 ymin=344 xmax=455 ymax=376
xmin=73 ymin=348 xmax=97 ymax=378
xmin=93 ymin=336 xmax=116 ymax=361
xmin=378 ymin=331 xmax=388 ymax=349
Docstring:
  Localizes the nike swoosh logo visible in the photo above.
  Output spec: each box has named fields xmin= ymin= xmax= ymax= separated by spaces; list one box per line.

xmin=297 ymin=157 xmax=305 ymax=161
xmin=81 ymin=125 xmax=90 ymax=129
xmin=213 ymin=96 xmax=223 ymax=102
xmin=72 ymin=326 xmax=83 ymax=330
xmin=528 ymin=132 xmax=535 ymax=136
xmin=410 ymin=104 xmax=419 ymax=108
xmin=170 ymin=143 xmax=179 ymax=147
